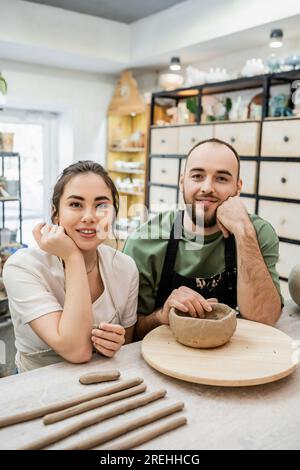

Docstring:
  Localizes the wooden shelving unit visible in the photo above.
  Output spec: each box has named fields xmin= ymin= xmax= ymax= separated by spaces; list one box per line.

xmin=106 ymin=71 xmax=150 ymax=245
xmin=118 ymin=190 xmax=144 ymax=197
xmin=109 ymin=147 xmax=145 ymax=153
xmin=107 ymin=111 xmax=149 ymax=218
xmin=108 ymin=168 xmax=145 ymax=175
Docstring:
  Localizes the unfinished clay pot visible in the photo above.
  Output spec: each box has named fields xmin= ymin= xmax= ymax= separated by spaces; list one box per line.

xmin=169 ymin=303 xmax=237 ymax=348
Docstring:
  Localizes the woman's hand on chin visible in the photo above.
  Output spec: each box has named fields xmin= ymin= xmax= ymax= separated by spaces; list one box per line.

xmin=33 ymin=222 xmax=81 ymax=261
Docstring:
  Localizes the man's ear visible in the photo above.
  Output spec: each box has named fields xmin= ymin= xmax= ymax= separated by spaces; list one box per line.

xmin=179 ymin=173 xmax=184 ymax=194
xmin=237 ymin=179 xmax=242 ymax=196
xmin=52 ymin=207 xmax=59 ymax=225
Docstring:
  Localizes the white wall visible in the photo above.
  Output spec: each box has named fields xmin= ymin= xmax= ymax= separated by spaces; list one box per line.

xmin=1 ymin=59 xmax=117 ymax=170
xmin=0 ymin=0 xmax=130 ymax=73
xmin=2 ymin=0 xmax=300 ymax=73
xmin=131 ymin=0 xmax=300 ymax=64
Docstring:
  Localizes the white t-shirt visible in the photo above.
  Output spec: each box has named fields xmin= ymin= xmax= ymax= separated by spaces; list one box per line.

xmin=3 ymin=244 xmax=138 ymax=371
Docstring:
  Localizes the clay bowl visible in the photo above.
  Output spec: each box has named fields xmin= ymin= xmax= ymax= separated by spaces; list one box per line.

xmin=169 ymin=303 xmax=237 ymax=349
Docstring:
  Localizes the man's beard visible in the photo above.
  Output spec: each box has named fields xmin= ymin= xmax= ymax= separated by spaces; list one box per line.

xmin=183 ymin=190 xmax=217 ymax=228
xmin=188 ymin=203 xmax=217 ymax=228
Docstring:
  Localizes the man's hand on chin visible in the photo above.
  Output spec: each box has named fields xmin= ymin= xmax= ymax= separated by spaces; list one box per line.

xmin=216 ymin=196 xmax=254 ymax=238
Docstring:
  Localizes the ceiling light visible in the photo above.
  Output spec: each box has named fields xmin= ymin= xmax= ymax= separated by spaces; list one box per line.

xmin=170 ymin=57 xmax=181 ymax=71
xmin=270 ymin=29 xmax=283 ymax=48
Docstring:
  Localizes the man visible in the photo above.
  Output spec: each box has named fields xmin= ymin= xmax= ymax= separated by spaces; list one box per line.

xmin=123 ymin=138 xmax=282 ymax=340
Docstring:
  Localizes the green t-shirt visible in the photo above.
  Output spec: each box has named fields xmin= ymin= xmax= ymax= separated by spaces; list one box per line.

xmin=123 ymin=211 xmax=282 ymax=315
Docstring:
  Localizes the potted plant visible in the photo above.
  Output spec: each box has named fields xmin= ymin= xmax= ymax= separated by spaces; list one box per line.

xmin=0 ymin=73 xmax=7 ymax=97
xmin=0 ymin=73 xmax=7 ymax=111
xmin=186 ymin=96 xmax=198 ymax=122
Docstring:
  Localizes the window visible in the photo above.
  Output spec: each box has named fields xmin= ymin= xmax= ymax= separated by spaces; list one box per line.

xmin=0 ymin=110 xmax=58 ymax=246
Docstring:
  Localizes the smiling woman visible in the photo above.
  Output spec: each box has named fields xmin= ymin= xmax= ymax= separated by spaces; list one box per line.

xmin=2 ymin=161 xmax=139 ymax=372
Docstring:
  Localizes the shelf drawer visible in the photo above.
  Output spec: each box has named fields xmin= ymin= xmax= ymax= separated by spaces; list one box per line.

xmin=259 ymin=162 xmax=300 ymax=199
xmin=150 ymin=158 xmax=180 ymax=185
xmin=150 ymin=128 xmax=179 ymax=154
xmin=278 ymin=242 xmax=300 ymax=278
xmin=149 ymin=186 xmax=177 ymax=212
xmin=214 ymin=122 xmax=260 ymax=156
xmin=261 ymin=120 xmax=300 ymax=157
xmin=178 ymin=125 xmax=214 ymax=154
xmin=240 ymin=197 xmax=256 ymax=214
xmin=240 ymin=161 xmax=257 ymax=194
xmin=258 ymin=200 xmax=300 ymax=241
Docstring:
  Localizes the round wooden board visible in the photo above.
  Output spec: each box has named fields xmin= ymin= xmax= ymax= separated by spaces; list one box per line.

xmin=141 ymin=319 xmax=297 ymax=386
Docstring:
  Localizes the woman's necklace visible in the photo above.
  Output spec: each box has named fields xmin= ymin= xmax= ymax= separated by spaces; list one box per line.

xmin=86 ymin=254 xmax=98 ymax=274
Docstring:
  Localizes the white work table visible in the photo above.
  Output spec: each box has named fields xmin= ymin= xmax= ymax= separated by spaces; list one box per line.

xmin=0 ymin=301 xmax=300 ymax=450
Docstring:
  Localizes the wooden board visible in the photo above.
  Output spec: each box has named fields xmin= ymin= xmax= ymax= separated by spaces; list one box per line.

xmin=141 ymin=319 xmax=297 ymax=387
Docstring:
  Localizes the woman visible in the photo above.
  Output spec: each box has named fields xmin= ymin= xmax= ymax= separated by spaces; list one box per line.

xmin=3 ymin=161 xmax=138 ymax=372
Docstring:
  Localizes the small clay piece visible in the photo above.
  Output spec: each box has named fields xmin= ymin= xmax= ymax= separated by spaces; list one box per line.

xmin=43 ymin=383 xmax=146 ymax=424
xmin=63 ymin=401 xmax=184 ymax=450
xmin=102 ymin=415 xmax=187 ymax=450
xmin=19 ymin=389 xmax=167 ymax=450
xmin=0 ymin=377 xmax=143 ymax=428
xmin=169 ymin=303 xmax=237 ymax=348
xmin=79 ymin=369 xmax=120 ymax=385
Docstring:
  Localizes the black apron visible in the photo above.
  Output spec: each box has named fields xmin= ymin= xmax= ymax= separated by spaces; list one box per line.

xmin=154 ymin=211 xmax=238 ymax=310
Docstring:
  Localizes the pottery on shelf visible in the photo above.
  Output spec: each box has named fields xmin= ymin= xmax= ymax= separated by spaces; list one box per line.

xmin=0 ymin=133 xmax=14 ymax=152
xmin=185 ymin=65 xmax=207 ymax=86
xmin=206 ymin=67 xmax=229 ymax=83
xmin=284 ymin=55 xmax=300 ymax=69
xmin=159 ymin=73 xmax=184 ymax=91
xmin=241 ymin=58 xmax=266 ymax=77
xmin=169 ymin=303 xmax=237 ymax=348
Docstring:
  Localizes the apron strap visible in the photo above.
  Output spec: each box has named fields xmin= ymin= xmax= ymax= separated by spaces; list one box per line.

xmin=154 ymin=211 xmax=183 ymax=310
xmin=224 ymin=234 xmax=237 ymax=269
xmin=154 ymin=212 xmax=237 ymax=310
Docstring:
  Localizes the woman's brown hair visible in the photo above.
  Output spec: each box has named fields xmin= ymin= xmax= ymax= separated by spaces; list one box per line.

xmin=51 ymin=160 xmax=119 ymax=223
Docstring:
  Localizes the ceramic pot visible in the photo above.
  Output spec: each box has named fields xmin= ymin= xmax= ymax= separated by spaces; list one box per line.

xmin=169 ymin=303 xmax=237 ymax=348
